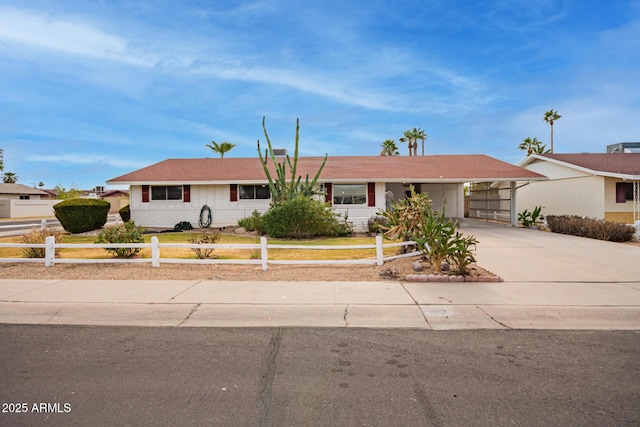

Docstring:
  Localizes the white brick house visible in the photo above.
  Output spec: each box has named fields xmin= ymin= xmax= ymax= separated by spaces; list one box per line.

xmin=107 ymin=155 xmax=545 ymax=231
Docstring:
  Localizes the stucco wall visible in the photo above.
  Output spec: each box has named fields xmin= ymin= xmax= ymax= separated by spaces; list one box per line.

xmin=0 ymin=199 xmax=58 ymax=218
xmin=519 ymin=160 xmax=605 ymax=218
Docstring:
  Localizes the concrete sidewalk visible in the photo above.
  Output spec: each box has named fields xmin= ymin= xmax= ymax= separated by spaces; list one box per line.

xmin=0 ymin=279 xmax=638 ymax=330
xmin=1 ymin=220 xmax=639 ymax=330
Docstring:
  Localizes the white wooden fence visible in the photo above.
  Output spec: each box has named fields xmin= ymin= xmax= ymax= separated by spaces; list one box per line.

xmin=0 ymin=235 xmax=420 ymax=271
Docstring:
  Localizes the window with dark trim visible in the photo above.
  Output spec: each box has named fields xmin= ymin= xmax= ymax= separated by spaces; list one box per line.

xmin=151 ymin=185 xmax=183 ymax=201
xmin=616 ymin=182 xmax=634 ymax=203
xmin=333 ymin=184 xmax=367 ymax=205
xmin=239 ymin=185 xmax=270 ymax=200
xmin=19 ymin=195 xmax=31 ymax=200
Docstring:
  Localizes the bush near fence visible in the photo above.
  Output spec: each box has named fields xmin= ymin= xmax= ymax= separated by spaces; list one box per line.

xmin=546 ymin=215 xmax=636 ymax=242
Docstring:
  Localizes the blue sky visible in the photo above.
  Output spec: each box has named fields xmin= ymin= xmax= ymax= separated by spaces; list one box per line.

xmin=1 ymin=0 xmax=639 ymax=190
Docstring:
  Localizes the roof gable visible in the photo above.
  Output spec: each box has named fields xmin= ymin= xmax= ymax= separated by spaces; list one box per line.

xmin=522 ymin=153 xmax=640 ymax=179
xmin=107 ymin=155 xmax=546 ymax=184
xmin=0 ymin=183 xmax=50 ymax=195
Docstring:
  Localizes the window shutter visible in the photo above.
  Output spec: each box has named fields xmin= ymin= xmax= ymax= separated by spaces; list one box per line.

xmin=142 ymin=185 xmax=149 ymax=203
xmin=367 ymin=182 xmax=376 ymax=207
xmin=616 ymin=182 xmax=627 ymax=203
xmin=183 ymin=185 xmax=191 ymax=203
xmin=325 ymin=183 xmax=332 ymax=203
xmin=230 ymin=184 xmax=238 ymax=202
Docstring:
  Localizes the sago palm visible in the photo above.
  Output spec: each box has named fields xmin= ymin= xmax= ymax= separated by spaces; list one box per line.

xmin=380 ymin=139 xmax=400 ymax=156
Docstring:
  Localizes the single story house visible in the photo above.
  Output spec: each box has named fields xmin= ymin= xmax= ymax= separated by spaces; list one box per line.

xmin=107 ymin=155 xmax=546 ymax=231
xmin=517 ymin=153 xmax=640 ymax=224
xmin=99 ymin=189 xmax=130 ymax=214
xmin=0 ymin=184 xmax=57 ymax=218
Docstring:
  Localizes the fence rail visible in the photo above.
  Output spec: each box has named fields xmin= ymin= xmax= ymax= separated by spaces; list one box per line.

xmin=0 ymin=236 xmax=420 ymax=271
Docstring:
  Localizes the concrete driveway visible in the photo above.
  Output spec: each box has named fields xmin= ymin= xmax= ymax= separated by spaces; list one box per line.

xmin=458 ymin=219 xmax=640 ymax=283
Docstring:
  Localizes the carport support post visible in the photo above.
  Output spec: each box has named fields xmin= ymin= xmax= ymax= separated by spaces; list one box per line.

xmin=510 ymin=181 xmax=517 ymax=227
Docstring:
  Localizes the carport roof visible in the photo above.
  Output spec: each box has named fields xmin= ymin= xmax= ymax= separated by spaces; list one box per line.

xmin=107 ymin=155 xmax=546 ymax=185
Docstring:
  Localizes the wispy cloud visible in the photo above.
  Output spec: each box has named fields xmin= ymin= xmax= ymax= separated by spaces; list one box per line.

xmin=0 ymin=6 xmax=156 ymax=67
xmin=26 ymin=153 xmax=147 ymax=169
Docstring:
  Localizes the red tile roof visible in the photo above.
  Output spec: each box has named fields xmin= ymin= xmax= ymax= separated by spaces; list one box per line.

xmin=534 ymin=153 xmax=640 ymax=177
xmin=107 ymin=155 xmax=545 ymax=184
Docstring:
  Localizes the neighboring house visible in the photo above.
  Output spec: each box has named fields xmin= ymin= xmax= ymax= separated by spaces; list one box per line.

xmin=518 ymin=153 xmax=640 ymax=224
xmin=107 ymin=155 xmax=545 ymax=231
xmin=0 ymin=184 xmax=57 ymax=218
xmin=99 ymin=189 xmax=130 ymax=214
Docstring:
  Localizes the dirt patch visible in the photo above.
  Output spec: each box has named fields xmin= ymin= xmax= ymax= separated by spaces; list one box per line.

xmin=0 ymin=257 xmax=498 ymax=281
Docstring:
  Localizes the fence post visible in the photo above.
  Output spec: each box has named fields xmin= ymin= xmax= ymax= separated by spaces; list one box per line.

xmin=44 ymin=236 xmax=55 ymax=267
xmin=375 ymin=235 xmax=384 ymax=266
xmin=151 ymin=236 xmax=160 ymax=267
xmin=40 ymin=219 xmax=47 ymax=230
xmin=260 ymin=236 xmax=268 ymax=271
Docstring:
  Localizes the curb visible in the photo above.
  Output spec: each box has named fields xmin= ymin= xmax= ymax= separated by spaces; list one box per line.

xmin=405 ymin=274 xmax=503 ymax=282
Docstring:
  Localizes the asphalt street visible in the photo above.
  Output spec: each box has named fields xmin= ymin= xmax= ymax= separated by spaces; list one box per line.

xmin=1 ymin=325 xmax=638 ymax=426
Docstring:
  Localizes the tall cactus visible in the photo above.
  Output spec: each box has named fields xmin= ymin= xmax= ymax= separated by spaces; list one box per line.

xmin=257 ymin=117 xmax=327 ymax=205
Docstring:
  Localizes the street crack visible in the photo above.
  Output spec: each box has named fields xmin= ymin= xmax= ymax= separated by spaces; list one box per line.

xmin=257 ymin=328 xmax=282 ymax=427
xmin=477 ymin=305 xmax=513 ymax=329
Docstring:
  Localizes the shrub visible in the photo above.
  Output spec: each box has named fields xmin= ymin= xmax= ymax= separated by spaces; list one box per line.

xmin=367 ymin=215 xmax=389 ymax=236
xmin=95 ymin=221 xmax=146 ymax=258
xmin=263 ymin=195 xmax=349 ymax=238
xmin=21 ymin=227 xmax=64 ymax=258
xmin=174 ymin=221 xmax=193 ymax=231
xmin=119 ymin=204 xmax=131 ymax=222
xmin=238 ymin=210 xmax=266 ymax=234
xmin=54 ymin=198 xmax=110 ymax=233
xmin=188 ymin=232 xmax=221 ymax=259
xmin=546 ymin=215 xmax=635 ymax=242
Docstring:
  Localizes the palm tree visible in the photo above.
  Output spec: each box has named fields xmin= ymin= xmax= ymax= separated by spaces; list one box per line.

xmin=380 ymin=139 xmax=400 ymax=156
xmin=38 ymin=181 xmax=45 ymax=189
xmin=2 ymin=172 xmax=18 ymax=183
xmin=399 ymin=129 xmax=417 ymax=156
xmin=519 ymin=137 xmax=550 ymax=156
xmin=414 ymin=127 xmax=428 ymax=156
xmin=543 ymin=109 xmax=561 ymax=153
xmin=206 ymin=141 xmax=237 ymax=158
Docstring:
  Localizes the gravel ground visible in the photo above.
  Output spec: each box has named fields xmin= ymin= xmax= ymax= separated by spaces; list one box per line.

xmin=0 ymin=258 xmax=496 ymax=281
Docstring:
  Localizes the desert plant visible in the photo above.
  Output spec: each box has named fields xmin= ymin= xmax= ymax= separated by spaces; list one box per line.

xmin=21 ymin=226 xmax=64 ymax=258
xmin=188 ymin=232 xmax=221 ymax=259
xmin=449 ymin=232 xmax=479 ymax=275
xmin=257 ymin=117 xmax=327 ymax=205
xmin=367 ymin=215 xmax=389 ymax=236
xmin=378 ymin=185 xmax=433 ymax=241
xmin=262 ymin=194 xmax=349 ymax=238
xmin=95 ymin=221 xmax=146 ymax=258
xmin=411 ymin=204 xmax=457 ymax=272
xmin=119 ymin=204 xmax=131 ymax=222
xmin=54 ymin=198 xmax=110 ymax=233
xmin=518 ymin=205 xmax=544 ymax=228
